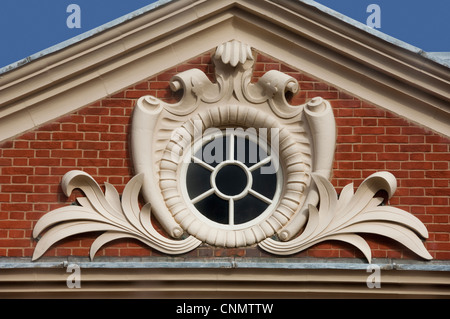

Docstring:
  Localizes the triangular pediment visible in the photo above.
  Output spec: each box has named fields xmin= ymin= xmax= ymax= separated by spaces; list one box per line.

xmin=0 ymin=0 xmax=449 ymax=141
xmin=1 ymin=2 xmax=449 ymax=295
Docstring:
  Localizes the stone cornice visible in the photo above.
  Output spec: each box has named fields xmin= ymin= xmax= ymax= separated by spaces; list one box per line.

xmin=1 ymin=257 xmax=449 ymax=298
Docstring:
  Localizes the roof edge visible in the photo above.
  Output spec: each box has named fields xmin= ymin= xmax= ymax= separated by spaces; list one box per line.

xmin=1 ymin=0 xmax=449 ymax=75
xmin=2 ymin=256 xmax=450 ymax=272
xmin=0 ymin=0 xmax=176 ymax=75
xmin=291 ymin=0 xmax=450 ymax=69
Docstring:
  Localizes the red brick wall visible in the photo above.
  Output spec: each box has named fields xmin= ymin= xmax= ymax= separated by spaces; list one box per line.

xmin=1 ymin=51 xmax=449 ymax=260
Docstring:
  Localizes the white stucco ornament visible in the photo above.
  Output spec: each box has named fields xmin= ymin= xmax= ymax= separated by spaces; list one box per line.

xmin=32 ymin=40 xmax=432 ymax=263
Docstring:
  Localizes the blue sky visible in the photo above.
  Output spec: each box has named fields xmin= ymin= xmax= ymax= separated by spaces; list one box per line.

xmin=0 ymin=0 xmax=449 ymax=69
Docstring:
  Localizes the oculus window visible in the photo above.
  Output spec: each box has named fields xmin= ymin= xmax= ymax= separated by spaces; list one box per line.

xmin=181 ymin=129 xmax=282 ymax=230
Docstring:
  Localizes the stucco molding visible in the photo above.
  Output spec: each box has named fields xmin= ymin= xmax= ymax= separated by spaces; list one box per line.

xmin=31 ymin=41 xmax=432 ymax=263
xmin=259 ymin=172 xmax=432 ymax=263
xmin=131 ymin=39 xmax=335 ymax=248
xmin=31 ymin=170 xmax=201 ymax=261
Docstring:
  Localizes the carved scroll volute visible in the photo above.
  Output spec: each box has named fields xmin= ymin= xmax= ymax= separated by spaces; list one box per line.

xmin=168 ymin=69 xmax=222 ymax=112
xmin=254 ymin=70 xmax=302 ymax=119
xmin=131 ymin=96 xmax=186 ymax=238
xmin=276 ymin=96 xmax=337 ymax=241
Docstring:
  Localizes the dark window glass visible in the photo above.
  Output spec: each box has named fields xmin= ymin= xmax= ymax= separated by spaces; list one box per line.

xmin=185 ymin=132 xmax=278 ymax=226
xmin=251 ymin=164 xmax=277 ymax=199
xmin=186 ymin=163 xmax=212 ymax=199
xmin=194 ymin=193 xmax=229 ymax=224
xmin=215 ymin=164 xmax=247 ymax=196
xmin=234 ymin=195 xmax=268 ymax=224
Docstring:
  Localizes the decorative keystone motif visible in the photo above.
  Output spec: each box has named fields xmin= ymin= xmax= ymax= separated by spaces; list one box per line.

xmin=31 ymin=40 xmax=432 ymax=263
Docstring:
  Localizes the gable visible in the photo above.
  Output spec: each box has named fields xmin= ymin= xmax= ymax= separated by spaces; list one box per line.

xmin=0 ymin=0 xmax=449 ymax=298
xmin=0 ymin=0 xmax=448 ymax=143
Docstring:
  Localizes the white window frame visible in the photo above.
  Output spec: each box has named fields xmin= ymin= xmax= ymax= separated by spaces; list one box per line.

xmin=180 ymin=129 xmax=283 ymax=231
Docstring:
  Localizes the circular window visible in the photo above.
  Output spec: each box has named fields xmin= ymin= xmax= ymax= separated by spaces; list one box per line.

xmin=181 ymin=130 xmax=282 ymax=230
xmin=159 ymin=104 xmax=310 ymax=247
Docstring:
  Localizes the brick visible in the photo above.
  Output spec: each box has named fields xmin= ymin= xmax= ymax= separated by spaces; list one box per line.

xmin=85 ymin=116 xmax=100 ymax=124
xmin=84 ymin=132 xmax=100 ymax=141
xmin=0 ymin=158 xmax=12 ymax=167
xmin=28 ymin=158 xmax=60 ymax=166
xmin=0 ymin=141 xmax=14 ymax=148
xmin=425 ymin=171 xmax=450 ymax=179
xmin=377 ymin=153 xmax=408 ymax=161
xmin=335 ymin=152 xmax=361 ymax=161
xmin=62 ymin=141 xmax=77 ymax=149
xmin=353 ymin=144 xmax=384 ymax=153
xmin=27 ymin=194 xmax=59 ymax=203
xmin=336 ymin=108 xmax=353 ymax=117
xmin=400 ymin=197 xmax=432 ymax=205
xmin=354 ymin=162 xmax=385 ymax=170
xmin=37 ymin=122 xmax=60 ymax=131
xmin=434 ymin=144 xmax=448 ymax=152
xmin=2 ymin=167 xmax=34 ymax=175
xmin=51 ymin=150 xmax=83 ymax=158
xmin=3 ymin=149 xmax=34 ymax=158
xmin=100 ymin=116 xmax=130 ymax=125
xmin=354 ymin=108 xmax=385 ymax=117
xmin=77 ymin=124 xmax=109 ymax=132
xmin=333 ymin=170 xmax=362 ymax=179
xmin=362 ymin=153 xmax=376 ymax=161
xmin=0 ymin=194 xmax=11 ymax=202
xmin=400 ymin=179 xmax=433 ymax=188
xmin=13 ymin=158 xmax=28 ymax=166
xmin=27 ymin=175 xmax=61 ymax=184
xmin=402 ymin=127 xmax=427 ymax=135
xmin=426 ymin=153 xmax=450 ymax=161
xmin=400 ymin=144 xmax=432 ymax=152
xmin=14 ymin=141 xmax=29 ymax=148
xmin=337 ymin=118 xmax=362 ymax=127
xmin=378 ymin=118 xmax=409 ymax=126
xmin=78 ymin=106 xmax=109 ymax=116
xmin=77 ymin=158 xmax=108 ymax=166
xmin=98 ymin=167 xmax=131 ymax=176
xmin=307 ymin=91 xmax=338 ymax=99
xmin=11 ymin=176 xmax=27 ymax=183
xmin=1 ymin=185 xmax=34 ymax=193
xmin=98 ymin=150 xmax=128 ymax=158
xmin=110 ymin=108 xmax=125 ymax=116
xmin=426 ymin=135 xmax=450 ymax=143
xmin=354 ymin=127 xmax=384 ymax=135
xmin=433 ymin=197 xmax=449 ymax=206
xmin=401 ymin=162 xmax=433 ymax=170
xmin=337 ymin=135 xmax=361 ymax=143
xmin=337 ymin=127 xmax=352 ymax=135
xmin=377 ymin=136 xmax=409 ymax=143
xmin=78 ymin=141 xmax=109 ymax=150
xmin=333 ymin=100 xmax=361 ymax=108
xmin=409 ymin=153 xmax=424 ymax=161
xmin=0 ymin=221 xmax=32 ymax=229
xmin=0 ymin=239 xmax=31 ymax=247
xmin=425 ymin=188 xmax=450 ymax=196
